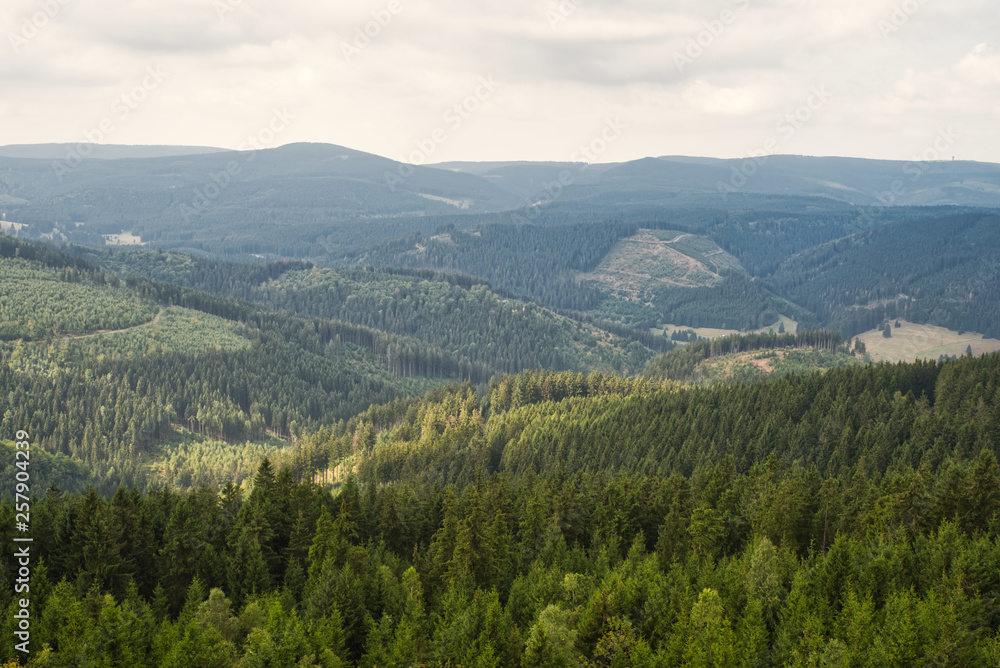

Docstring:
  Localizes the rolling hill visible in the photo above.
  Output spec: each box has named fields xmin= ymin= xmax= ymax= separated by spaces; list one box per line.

xmin=70 ymin=245 xmax=668 ymax=376
xmin=0 ymin=236 xmax=488 ymax=493
xmin=436 ymin=154 xmax=1000 ymax=207
xmin=0 ymin=142 xmax=523 ymax=257
xmin=0 ymin=143 xmax=229 ymax=160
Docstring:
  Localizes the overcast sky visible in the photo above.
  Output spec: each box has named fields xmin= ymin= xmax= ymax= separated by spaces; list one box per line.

xmin=2 ymin=0 xmax=998 ymax=163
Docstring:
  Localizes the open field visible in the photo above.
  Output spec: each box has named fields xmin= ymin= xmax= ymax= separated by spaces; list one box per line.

xmin=856 ymin=320 xmax=1000 ymax=363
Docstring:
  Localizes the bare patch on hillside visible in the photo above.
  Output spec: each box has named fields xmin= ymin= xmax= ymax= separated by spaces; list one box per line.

xmin=419 ymin=193 xmax=471 ymax=209
xmin=694 ymin=348 xmax=860 ymax=386
xmin=580 ymin=229 xmax=744 ymax=301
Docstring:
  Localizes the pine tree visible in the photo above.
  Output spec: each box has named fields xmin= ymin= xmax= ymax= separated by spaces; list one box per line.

xmin=683 ymin=589 xmax=736 ymax=668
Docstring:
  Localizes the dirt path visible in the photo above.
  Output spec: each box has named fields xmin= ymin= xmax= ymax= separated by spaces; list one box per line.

xmin=57 ymin=308 xmax=164 ymax=341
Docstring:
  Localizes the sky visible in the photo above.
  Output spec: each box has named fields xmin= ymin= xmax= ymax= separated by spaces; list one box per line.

xmin=1 ymin=0 xmax=998 ymax=164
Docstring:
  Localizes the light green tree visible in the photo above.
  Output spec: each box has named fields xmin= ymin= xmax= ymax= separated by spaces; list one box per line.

xmin=523 ymin=605 xmax=579 ymax=668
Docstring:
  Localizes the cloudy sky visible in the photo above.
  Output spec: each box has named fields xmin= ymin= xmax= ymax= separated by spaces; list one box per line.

xmin=2 ymin=0 xmax=998 ymax=163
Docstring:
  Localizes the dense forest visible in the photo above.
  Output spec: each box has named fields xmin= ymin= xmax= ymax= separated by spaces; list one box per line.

xmin=767 ymin=212 xmax=1000 ymax=338
xmin=5 ymin=200 xmax=1000 ymax=666
xmin=341 ymin=221 xmax=809 ymax=331
xmin=2 ymin=354 xmax=1000 ymax=665
xmin=0 ymin=238 xmax=499 ymax=493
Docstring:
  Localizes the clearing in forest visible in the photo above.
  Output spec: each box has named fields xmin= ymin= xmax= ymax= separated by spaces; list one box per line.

xmin=655 ymin=316 xmax=799 ymax=341
xmin=856 ymin=320 xmax=1000 ymax=362
xmin=579 ymin=229 xmax=744 ymax=302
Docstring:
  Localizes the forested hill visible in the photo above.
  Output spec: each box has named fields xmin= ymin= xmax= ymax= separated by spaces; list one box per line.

xmin=0 ymin=236 xmax=496 ymax=493
xmin=341 ymin=207 xmax=1000 ymax=338
xmin=767 ymin=211 xmax=1000 ymax=338
xmin=3 ymin=354 xmax=999 ymax=664
xmin=72 ymin=245 xmax=667 ymax=375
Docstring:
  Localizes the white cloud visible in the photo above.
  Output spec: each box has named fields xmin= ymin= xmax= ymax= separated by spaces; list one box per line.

xmin=1 ymin=0 xmax=998 ymax=162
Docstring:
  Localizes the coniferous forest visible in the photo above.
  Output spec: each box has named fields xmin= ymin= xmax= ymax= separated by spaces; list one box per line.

xmin=3 ymin=212 xmax=1000 ymax=666
xmin=1 ymin=352 xmax=1000 ymax=665
xmin=3 ymin=0 xmax=1000 ymax=659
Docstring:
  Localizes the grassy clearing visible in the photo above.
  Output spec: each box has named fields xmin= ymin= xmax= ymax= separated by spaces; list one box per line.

xmin=654 ymin=316 xmax=799 ymax=341
xmin=855 ymin=320 xmax=1000 ymax=363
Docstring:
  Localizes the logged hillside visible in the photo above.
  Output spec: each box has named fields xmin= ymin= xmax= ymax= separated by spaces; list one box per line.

xmin=642 ymin=331 xmax=850 ymax=383
xmin=4 ymin=355 xmax=1000 ymax=665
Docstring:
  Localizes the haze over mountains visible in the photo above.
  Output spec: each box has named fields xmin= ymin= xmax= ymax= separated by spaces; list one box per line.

xmin=435 ymin=153 xmax=1000 ymax=207
xmin=1 ymin=142 xmax=998 ymax=236
xmin=3 ymin=141 xmax=1000 ymax=346
xmin=0 ymin=143 xmax=230 ymax=161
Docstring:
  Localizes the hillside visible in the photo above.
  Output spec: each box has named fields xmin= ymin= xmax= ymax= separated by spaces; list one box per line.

xmin=683 ymin=347 xmax=860 ymax=386
xmin=7 ymin=355 xmax=999 ymax=663
xmin=345 ymin=220 xmax=812 ymax=332
xmin=437 ymin=154 xmax=1000 ymax=207
xmin=5 ymin=142 xmax=1000 ymax=342
xmin=4 ymin=232 xmax=1000 ymax=665
xmin=642 ymin=331 xmax=849 ymax=383
xmin=342 ymin=206 xmax=1000 ymax=339
xmin=72 ymin=245 xmax=668 ymax=375
xmin=3 ymin=143 xmax=1000 ymax=264
xmin=767 ymin=211 xmax=1000 ymax=337
xmin=0 ymin=143 xmax=522 ymax=258
xmin=0 ymin=237 xmax=487 ymax=492
xmin=580 ymin=230 xmax=743 ymax=294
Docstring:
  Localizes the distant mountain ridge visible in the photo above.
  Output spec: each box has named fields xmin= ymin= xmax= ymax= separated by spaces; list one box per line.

xmin=0 ymin=143 xmax=231 ymax=160
xmin=1 ymin=141 xmax=998 ymax=262
xmin=434 ymin=153 xmax=1000 ymax=207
